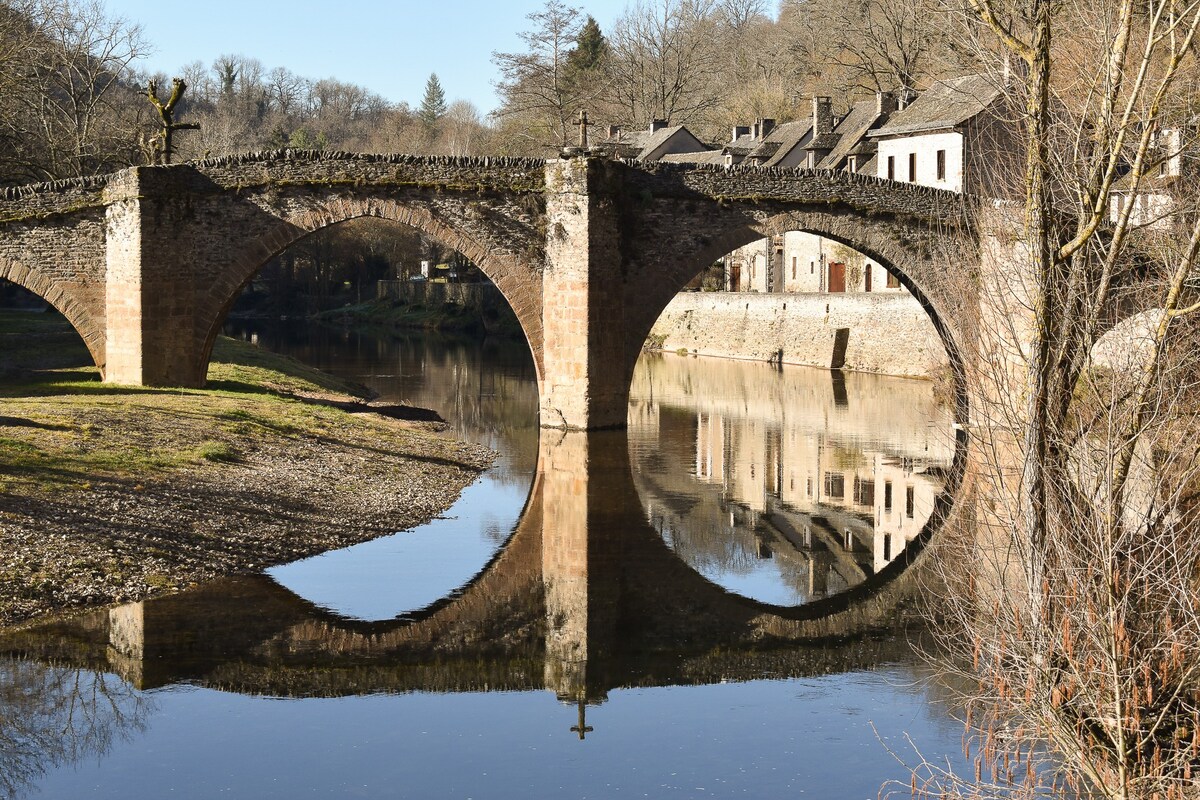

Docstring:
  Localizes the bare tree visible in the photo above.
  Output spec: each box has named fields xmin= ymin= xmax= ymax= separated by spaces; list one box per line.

xmin=606 ymin=0 xmax=728 ymax=130
xmin=791 ymin=0 xmax=953 ymax=94
xmin=0 ymin=0 xmax=146 ymax=182
xmin=492 ymin=1 xmax=597 ymax=152
xmin=892 ymin=0 xmax=1200 ymax=796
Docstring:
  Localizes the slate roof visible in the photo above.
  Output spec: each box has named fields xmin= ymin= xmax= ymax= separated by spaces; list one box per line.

xmin=817 ymin=100 xmax=886 ymax=170
xmin=724 ymin=133 xmax=761 ymax=159
xmin=599 ymin=130 xmax=649 ymax=159
xmin=870 ymin=73 xmax=1003 ymax=138
xmin=600 ymin=124 xmax=708 ymax=161
xmin=658 ymin=150 xmax=726 ymax=165
xmin=636 ymin=125 xmax=693 ymax=159
xmin=761 ymin=120 xmax=814 ymax=167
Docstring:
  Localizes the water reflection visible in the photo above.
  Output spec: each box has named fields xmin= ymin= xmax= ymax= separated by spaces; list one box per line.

xmin=224 ymin=324 xmax=541 ymax=620
xmin=0 ymin=655 xmax=149 ymax=800
xmin=2 ymin=430 xmax=944 ymax=702
xmin=0 ymin=326 xmax=970 ymax=797
xmin=630 ymin=353 xmax=956 ymax=606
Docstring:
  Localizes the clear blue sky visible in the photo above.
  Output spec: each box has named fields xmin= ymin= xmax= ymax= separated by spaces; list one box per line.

xmin=101 ymin=0 xmax=631 ymax=114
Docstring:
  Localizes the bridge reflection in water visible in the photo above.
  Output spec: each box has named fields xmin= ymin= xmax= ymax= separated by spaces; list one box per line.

xmin=2 ymin=401 xmax=961 ymax=712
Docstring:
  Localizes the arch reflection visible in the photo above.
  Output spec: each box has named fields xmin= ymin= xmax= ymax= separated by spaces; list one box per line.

xmin=629 ymin=353 xmax=956 ymax=606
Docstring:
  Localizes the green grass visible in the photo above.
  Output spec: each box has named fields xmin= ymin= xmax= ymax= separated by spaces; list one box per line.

xmin=0 ymin=311 xmax=377 ymax=492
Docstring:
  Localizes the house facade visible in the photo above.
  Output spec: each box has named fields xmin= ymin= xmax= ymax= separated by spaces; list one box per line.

xmin=868 ymin=73 xmax=1013 ymax=196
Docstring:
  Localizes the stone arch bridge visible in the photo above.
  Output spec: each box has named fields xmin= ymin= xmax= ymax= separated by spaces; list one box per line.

xmin=0 ymin=150 xmax=972 ymax=429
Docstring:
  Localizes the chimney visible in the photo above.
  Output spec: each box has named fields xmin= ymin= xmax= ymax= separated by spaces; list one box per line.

xmin=731 ymin=125 xmax=751 ymax=142
xmin=649 ymin=119 xmax=668 ymax=132
xmin=759 ymin=118 xmax=776 ymax=138
xmin=876 ymin=91 xmax=897 ymax=115
xmin=608 ymin=124 xmax=622 ymax=139
xmin=812 ymin=96 xmax=833 ymax=137
xmin=1001 ymin=55 xmax=1028 ymax=85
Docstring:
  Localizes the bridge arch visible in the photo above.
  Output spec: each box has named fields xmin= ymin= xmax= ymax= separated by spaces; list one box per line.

xmin=195 ymin=195 xmax=545 ymax=387
xmin=0 ymin=255 xmax=106 ymax=375
xmin=623 ymin=207 xmax=974 ymax=427
xmin=617 ymin=204 xmax=973 ymax=597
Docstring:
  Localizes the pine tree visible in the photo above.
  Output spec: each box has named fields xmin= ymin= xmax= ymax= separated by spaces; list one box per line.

xmin=418 ymin=73 xmax=447 ymax=126
xmin=567 ymin=15 xmax=607 ymax=74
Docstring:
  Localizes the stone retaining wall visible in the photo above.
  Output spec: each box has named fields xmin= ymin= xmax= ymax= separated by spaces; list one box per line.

xmin=648 ymin=291 xmax=948 ymax=378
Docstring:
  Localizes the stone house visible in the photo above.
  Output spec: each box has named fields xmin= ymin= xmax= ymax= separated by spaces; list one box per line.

xmin=867 ymin=72 xmax=1013 ymax=195
xmin=598 ymin=120 xmax=710 ymax=161
xmin=1108 ymin=127 xmax=1195 ymax=230
xmin=721 ymin=93 xmax=908 ymax=294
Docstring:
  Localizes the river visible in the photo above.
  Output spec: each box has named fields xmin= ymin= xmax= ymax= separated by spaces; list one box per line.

xmin=0 ymin=324 xmax=970 ymax=799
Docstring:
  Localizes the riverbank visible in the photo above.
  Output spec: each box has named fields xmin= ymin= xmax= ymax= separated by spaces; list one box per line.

xmin=312 ymin=293 xmax=523 ymax=338
xmin=0 ymin=311 xmax=494 ymax=627
xmin=648 ymin=292 xmax=947 ymax=378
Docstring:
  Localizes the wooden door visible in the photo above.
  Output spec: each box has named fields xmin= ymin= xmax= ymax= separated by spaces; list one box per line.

xmin=827 ymin=261 xmax=846 ymax=293
xmin=864 ymin=263 xmax=872 ymax=292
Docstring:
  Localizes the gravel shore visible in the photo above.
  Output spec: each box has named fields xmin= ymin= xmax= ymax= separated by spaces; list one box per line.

xmin=0 ymin=406 xmax=493 ymax=627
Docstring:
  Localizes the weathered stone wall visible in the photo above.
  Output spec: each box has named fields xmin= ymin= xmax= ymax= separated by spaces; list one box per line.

xmin=649 ymin=292 xmax=948 ymax=377
xmin=622 ymin=161 xmax=968 ymax=221
xmin=608 ymin=162 xmax=976 ymax=401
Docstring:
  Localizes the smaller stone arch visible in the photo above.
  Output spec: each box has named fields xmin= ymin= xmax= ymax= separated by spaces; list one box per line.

xmin=193 ymin=196 xmax=545 ymax=387
xmin=0 ymin=256 xmax=107 ymax=376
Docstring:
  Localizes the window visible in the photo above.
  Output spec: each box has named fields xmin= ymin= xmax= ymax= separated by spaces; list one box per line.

xmin=883 ymin=533 xmax=891 ymax=561
xmin=905 ymin=485 xmax=915 ymax=518
xmin=791 ymin=256 xmax=797 ymax=280
xmin=853 ymin=477 xmax=875 ymax=507
xmin=824 ymin=472 xmax=845 ymax=499
xmin=908 ymin=152 xmax=917 ymax=182
xmin=884 ymin=481 xmax=893 ymax=511
xmin=887 ymin=155 xmax=895 ymax=180
xmin=936 ymin=149 xmax=946 ymax=181
xmin=886 ymin=271 xmax=901 ymax=289
xmin=810 ymin=261 xmax=815 ymax=274
xmin=848 ymin=155 xmax=857 ymax=172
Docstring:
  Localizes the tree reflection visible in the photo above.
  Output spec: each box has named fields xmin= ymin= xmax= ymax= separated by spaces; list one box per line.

xmin=0 ymin=658 xmax=150 ymax=799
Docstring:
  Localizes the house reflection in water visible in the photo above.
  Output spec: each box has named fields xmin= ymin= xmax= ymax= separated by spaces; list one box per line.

xmin=629 ymin=352 xmax=955 ymax=606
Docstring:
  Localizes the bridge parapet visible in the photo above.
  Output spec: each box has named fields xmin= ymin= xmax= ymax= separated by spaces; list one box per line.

xmin=0 ymin=176 xmax=110 ymax=223
xmin=624 ymin=162 xmax=970 ymax=225
xmin=1 ymin=152 xmax=982 ymax=430
xmin=184 ymin=149 xmax=548 ymax=194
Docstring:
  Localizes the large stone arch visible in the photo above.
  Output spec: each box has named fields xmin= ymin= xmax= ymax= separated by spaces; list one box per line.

xmin=193 ymin=195 xmax=545 ymax=387
xmin=0 ymin=254 xmax=106 ymax=375
xmin=621 ymin=206 xmax=976 ymax=428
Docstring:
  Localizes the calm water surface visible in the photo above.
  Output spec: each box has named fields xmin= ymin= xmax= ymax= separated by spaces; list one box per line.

xmin=0 ymin=324 xmax=968 ymax=799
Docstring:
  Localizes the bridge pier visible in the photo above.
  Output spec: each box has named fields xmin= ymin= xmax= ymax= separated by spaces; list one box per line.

xmin=540 ymin=158 xmax=632 ymax=430
xmin=104 ymin=167 xmax=207 ymax=387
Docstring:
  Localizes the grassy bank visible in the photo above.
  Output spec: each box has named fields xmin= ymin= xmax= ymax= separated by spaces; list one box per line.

xmin=0 ymin=311 xmax=493 ymax=627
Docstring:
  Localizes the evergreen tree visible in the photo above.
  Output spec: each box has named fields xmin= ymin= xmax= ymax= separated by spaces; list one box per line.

xmin=418 ymin=73 xmax=447 ymax=126
xmin=567 ymin=15 xmax=607 ymax=74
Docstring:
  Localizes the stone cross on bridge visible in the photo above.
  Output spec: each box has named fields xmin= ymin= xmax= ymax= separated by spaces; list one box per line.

xmin=0 ymin=150 xmax=973 ymax=430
